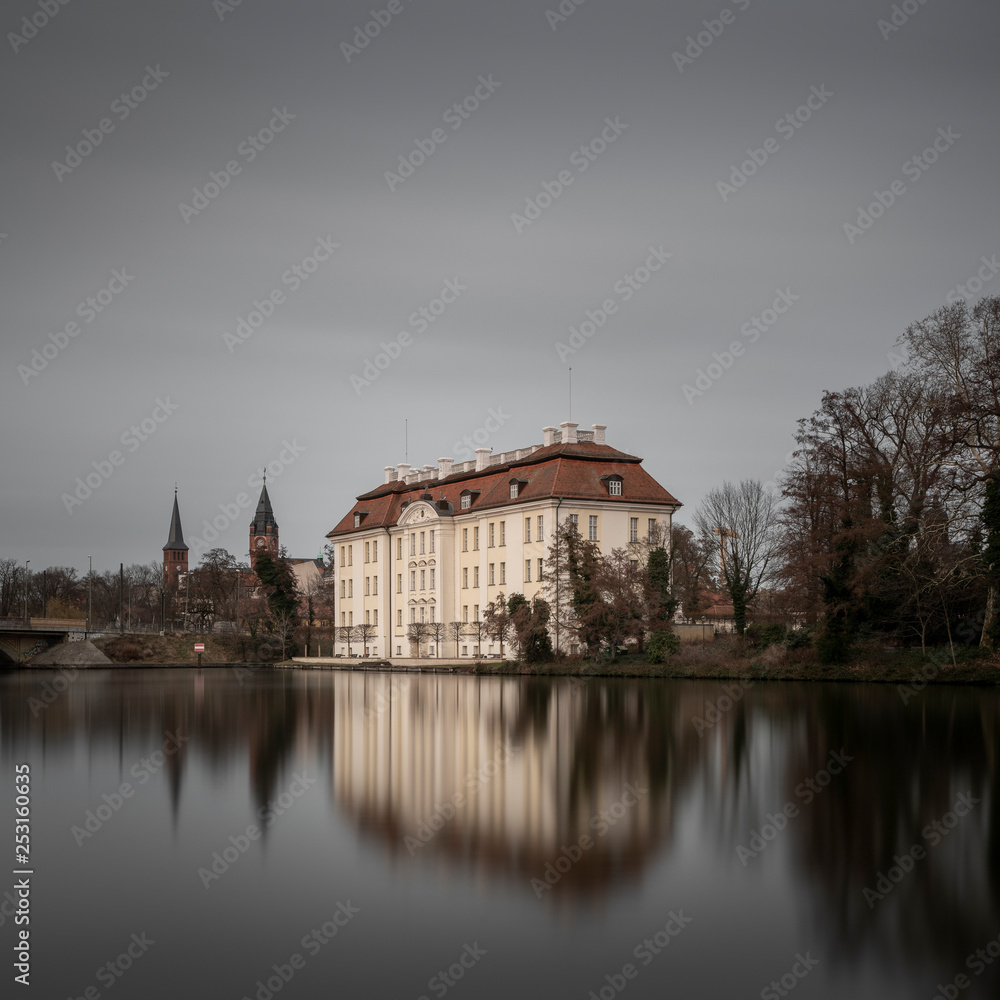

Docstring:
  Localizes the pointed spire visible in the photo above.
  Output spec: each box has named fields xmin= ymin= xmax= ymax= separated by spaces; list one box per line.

xmin=164 ymin=489 xmax=188 ymax=551
xmin=250 ymin=475 xmax=278 ymax=534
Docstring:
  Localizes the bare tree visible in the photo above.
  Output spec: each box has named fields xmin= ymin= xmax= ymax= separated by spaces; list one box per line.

xmin=427 ymin=620 xmax=446 ymax=658
xmin=466 ymin=617 xmax=487 ymax=658
xmin=353 ymin=620 xmax=378 ymax=656
xmin=337 ymin=624 xmax=355 ymax=657
xmin=406 ymin=620 xmax=431 ymax=657
xmin=484 ymin=593 xmax=516 ymax=659
xmin=448 ymin=621 xmax=467 ymax=658
xmin=694 ymin=479 xmax=781 ymax=635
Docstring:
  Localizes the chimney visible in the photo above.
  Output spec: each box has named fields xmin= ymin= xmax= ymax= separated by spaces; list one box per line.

xmin=592 ymin=424 xmax=607 ymax=445
xmin=543 ymin=425 xmax=558 ymax=447
xmin=560 ymin=421 xmax=579 ymax=444
xmin=396 ymin=463 xmax=411 ymax=483
xmin=438 ymin=457 xmax=454 ymax=480
xmin=423 ymin=464 xmax=435 ymax=481
xmin=384 ymin=466 xmax=395 ymax=484
xmin=475 ymin=447 xmax=490 ymax=472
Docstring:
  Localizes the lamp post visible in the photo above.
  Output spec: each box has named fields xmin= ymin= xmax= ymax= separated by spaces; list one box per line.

xmin=23 ymin=560 xmax=29 ymax=621
xmin=87 ymin=555 xmax=92 ymax=637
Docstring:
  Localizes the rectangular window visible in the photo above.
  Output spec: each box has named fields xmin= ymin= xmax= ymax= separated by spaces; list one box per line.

xmin=420 ymin=607 xmax=426 ymax=623
xmin=397 ymin=573 xmax=402 ymax=594
xmin=489 ymin=563 xmax=495 ymax=586
xmin=473 ymin=527 xmax=479 ymax=550
xmin=463 ymin=605 xmax=469 ymax=622
xmin=525 ymin=517 xmax=531 ymax=543
xmin=365 ymin=542 xmax=370 ymax=563
xmin=410 ymin=570 xmax=416 ymax=591
xmin=570 ymin=513 xmax=578 ymax=528
xmin=430 ymin=607 xmax=435 ymax=623
xmin=340 ymin=547 xmax=345 ymax=568
xmin=461 ymin=494 xmax=471 ymax=510
xmin=474 ymin=566 xmax=480 ymax=587
xmin=648 ymin=518 xmax=657 ymax=541
xmin=463 ymin=528 xmax=468 ymax=552
xmin=525 ymin=559 xmax=531 ymax=583
xmin=474 ymin=604 xmax=479 ymax=621
xmin=348 ymin=579 xmax=353 ymax=597
xmin=510 ymin=483 xmax=519 ymax=499
xmin=340 ymin=580 xmax=346 ymax=598
xmin=463 ymin=567 xmax=468 ymax=589
xmin=630 ymin=517 xmax=638 ymax=542
xmin=429 ymin=532 xmax=435 ymax=554
xmin=538 ymin=558 xmax=543 ymax=581
xmin=410 ymin=533 xmax=416 ymax=556
xmin=420 ymin=569 xmax=426 ymax=590
xmin=462 ymin=646 xmax=468 ymax=655
xmin=373 ymin=577 xmax=378 ymax=595
xmin=341 ymin=612 xmax=346 ymax=627
xmin=429 ymin=568 xmax=435 ymax=590
xmin=420 ymin=531 xmax=425 ymax=555
xmin=348 ymin=611 xmax=353 ymax=626
xmin=589 ymin=515 xmax=598 ymax=541
xmin=537 ymin=515 xmax=544 ymax=542
xmin=500 ymin=562 xmax=506 ymax=584
xmin=609 ymin=479 xmax=622 ymax=496
xmin=365 ymin=610 xmax=370 ymax=625
xmin=365 ymin=577 xmax=370 ymax=596
xmin=372 ymin=540 xmax=378 ymax=561
xmin=397 ymin=609 xmax=403 ymax=627
xmin=500 ymin=521 xmax=506 ymax=546
xmin=348 ymin=545 xmax=353 ymax=566
xmin=397 ymin=538 xmax=402 ymax=560
xmin=410 ymin=608 xmax=415 ymax=624
xmin=373 ymin=610 xmax=378 ymax=627
xmin=489 ymin=523 xmax=495 ymax=547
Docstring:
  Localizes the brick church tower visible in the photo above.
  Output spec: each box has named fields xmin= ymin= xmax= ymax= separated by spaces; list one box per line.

xmin=249 ymin=478 xmax=279 ymax=570
xmin=162 ymin=488 xmax=189 ymax=587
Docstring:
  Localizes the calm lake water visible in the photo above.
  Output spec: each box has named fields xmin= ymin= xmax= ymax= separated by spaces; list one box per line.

xmin=1 ymin=668 xmax=997 ymax=1000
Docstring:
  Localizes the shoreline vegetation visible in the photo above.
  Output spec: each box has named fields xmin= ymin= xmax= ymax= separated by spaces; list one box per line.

xmin=13 ymin=633 xmax=988 ymax=686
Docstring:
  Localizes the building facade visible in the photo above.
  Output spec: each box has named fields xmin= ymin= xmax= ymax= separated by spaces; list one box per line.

xmin=326 ymin=421 xmax=681 ymax=658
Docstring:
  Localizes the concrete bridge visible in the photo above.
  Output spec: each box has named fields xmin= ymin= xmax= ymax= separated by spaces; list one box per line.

xmin=0 ymin=617 xmax=88 ymax=663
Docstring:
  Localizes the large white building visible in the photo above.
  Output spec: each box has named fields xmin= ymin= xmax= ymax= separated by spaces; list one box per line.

xmin=326 ymin=420 xmax=681 ymax=658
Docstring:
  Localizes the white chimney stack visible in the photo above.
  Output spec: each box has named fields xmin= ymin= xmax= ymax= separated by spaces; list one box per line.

xmin=396 ymin=463 xmax=411 ymax=483
xmin=475 ymin=447 xmax=490 ymax=472
xmin=560 ymin=421 xmax=579 ymax=444
xmin=384 ymin=466 xmax=395 ymax=484
xmin=543 ymin=425 xmax=557 ymax=447
xmin=592 ymin=424 xmax=607 ymax=445
xmin=438 ymin=457 xmax=454 ymax=480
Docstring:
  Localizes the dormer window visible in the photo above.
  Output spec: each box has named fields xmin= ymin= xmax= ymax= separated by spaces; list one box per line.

xmin=603 ymin=475 xmax=623 ymax=496
xmin=354 ymin=513 xmax=361 ymax=527
xmin=461 ymin=495 xmax=471 ymax=510
xmin=510 ymin=483 xmax=518 ymax=499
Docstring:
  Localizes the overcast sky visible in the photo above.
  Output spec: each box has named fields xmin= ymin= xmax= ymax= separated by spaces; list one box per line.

xmin=3 ymin=0 xmax=998 ymax=575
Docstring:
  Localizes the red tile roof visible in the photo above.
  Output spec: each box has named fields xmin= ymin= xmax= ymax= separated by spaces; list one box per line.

xmin=326 ymin=442 xmax=680 ymax=538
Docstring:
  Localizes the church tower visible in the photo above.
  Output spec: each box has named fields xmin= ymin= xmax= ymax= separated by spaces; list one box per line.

xmin=249 ymin=477 xmax=279 ymax=570
xmin=163 ymin=488 xmax=189 ymax=587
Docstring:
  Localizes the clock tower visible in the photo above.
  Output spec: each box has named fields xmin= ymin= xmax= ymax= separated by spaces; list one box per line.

xmin=249 ymin=477 xmax=279 ymax=570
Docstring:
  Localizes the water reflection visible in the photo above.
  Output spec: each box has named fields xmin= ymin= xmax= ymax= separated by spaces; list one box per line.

xmin=2 ymin=667 xmax=998 ymax=996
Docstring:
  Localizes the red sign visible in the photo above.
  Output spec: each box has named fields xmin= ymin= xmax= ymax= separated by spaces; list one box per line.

xmin=194 ymin=643 xmax=205 ymax=652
